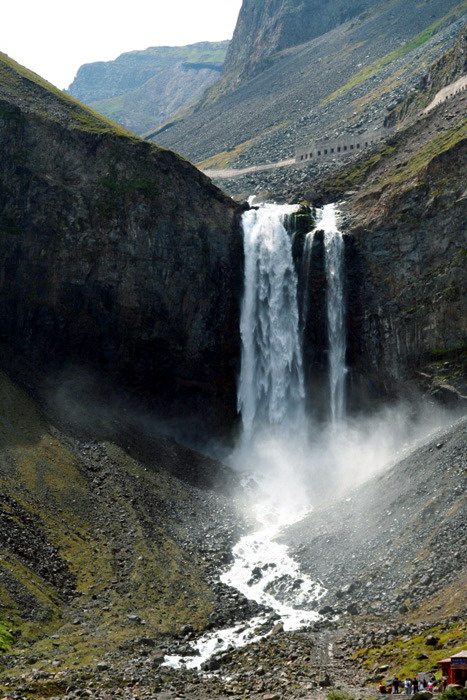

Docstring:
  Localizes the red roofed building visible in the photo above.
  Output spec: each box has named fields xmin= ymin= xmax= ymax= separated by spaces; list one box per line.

xmin=438 ymin=651 xmax=467 ymax=685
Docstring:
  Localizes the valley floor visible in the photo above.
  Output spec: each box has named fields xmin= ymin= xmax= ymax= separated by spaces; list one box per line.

xmin=1 ymin=413 xmax=465 ymax=700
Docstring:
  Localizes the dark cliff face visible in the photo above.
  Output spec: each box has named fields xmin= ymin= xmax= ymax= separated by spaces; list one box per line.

xmin=0 ymin=54 xmax=244 ymax=438
xmin=344 ymin=112 xmax=467 ymax=405
xmin=223 ymin=0 xmax=371 ymax=80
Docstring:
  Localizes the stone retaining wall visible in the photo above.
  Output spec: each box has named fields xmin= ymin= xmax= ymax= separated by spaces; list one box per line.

xmin=295 ymin=128 xmax=391 ymax=164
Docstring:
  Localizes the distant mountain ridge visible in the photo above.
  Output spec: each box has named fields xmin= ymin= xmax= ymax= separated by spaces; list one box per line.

xmin=67 ymin=41 xmax=229 ymax=134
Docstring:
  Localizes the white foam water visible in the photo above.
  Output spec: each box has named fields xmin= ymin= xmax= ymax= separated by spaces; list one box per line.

xmin=237 ymin=204 xmax=306 ymax=442
xmin=163 ymin=506 xmax=325 ymax=670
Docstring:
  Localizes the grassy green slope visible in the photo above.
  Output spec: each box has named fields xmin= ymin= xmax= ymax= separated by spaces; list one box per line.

xmin=323 ymin=113 xmax=466 ymax=197
xmin=321 ymin=1 xmax=467 ymax=105
xmin=0 ymin=52 xmax=142 ymax=140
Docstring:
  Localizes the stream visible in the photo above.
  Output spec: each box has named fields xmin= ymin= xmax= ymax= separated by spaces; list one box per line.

xmin=163 ymin=504 xmax=326 ymax=669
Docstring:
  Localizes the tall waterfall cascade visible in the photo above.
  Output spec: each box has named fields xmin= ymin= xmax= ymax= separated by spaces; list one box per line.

xmin=164 ymin=202 xmax=348 ymax=670
xmin=320 ymin=204 xmax=347 ymax=424
xmin=238 ymin=204 xmax=306 ymax=442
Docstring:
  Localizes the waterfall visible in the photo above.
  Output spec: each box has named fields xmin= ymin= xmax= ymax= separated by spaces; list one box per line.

xmin=300 ymin=230 xmax=315 ymax=340
xmin=238 ymin=204 xmax=306 ymax=442
xmin=321 ymin=204 xmax=347 ymax=425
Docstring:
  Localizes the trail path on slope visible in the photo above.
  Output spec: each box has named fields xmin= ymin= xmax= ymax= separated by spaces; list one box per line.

xmin=201 ymin=158 xmax=295 ymax=178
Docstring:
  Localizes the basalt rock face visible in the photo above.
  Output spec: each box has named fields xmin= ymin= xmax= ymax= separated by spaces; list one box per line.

xmin=0 ymin=54 xmax=243 ymax=438
xmin=223 ymin=0 xmax=371 ymax=82
xmin=351 ymin=152 xmax=466 ymax=403
xmin=344 ymin=100 xmax=467 ymax=405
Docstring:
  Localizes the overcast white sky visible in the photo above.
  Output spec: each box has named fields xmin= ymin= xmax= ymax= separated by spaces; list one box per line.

xmin=2 ymin=0 xmax=243 ymax=90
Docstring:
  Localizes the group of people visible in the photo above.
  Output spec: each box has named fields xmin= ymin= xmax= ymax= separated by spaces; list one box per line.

xmin=378 ymin=676 xmax=436 ymax=694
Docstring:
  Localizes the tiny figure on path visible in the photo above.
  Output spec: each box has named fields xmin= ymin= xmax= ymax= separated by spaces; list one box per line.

xmin=393 ymin=677 xmax=400 ymax=694
xmin=404 ymin=678 xmax=412 ymax=695
xmin=413 ymin=678 xmax=419 ymax=693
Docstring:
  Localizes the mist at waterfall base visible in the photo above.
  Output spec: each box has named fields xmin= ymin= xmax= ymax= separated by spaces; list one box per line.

xmin=231 ymin=202 xmax=452 ymax=520
xmin=230 ymin=401 xmax=451 ymax=519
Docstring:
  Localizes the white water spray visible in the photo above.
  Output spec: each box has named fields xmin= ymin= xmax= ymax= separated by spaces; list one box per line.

xmin=321 ymin=204 xmax=347 ymax=425
xmin=163 ymin=201 xmax=450 ymax=674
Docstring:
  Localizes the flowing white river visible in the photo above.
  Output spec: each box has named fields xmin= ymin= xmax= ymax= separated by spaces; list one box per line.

xmin=163 ymin=504 xmax=325 ymax=670
xmin=164 ymin=202 xmax=345 ymax=671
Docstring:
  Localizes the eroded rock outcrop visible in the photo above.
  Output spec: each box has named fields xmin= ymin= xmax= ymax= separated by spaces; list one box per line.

xmin=0 ymin=54 xmax=243 ymax=437
xmin=223 ymin=0 xmax=371 ymax=82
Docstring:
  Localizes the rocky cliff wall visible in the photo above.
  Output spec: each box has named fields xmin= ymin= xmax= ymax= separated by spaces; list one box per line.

xmin=223 ymin=0 xmax=371 ymax=81
xmin=0 ymin=54 xmax=244 ymax=438
xmin=344 ymin=100 xmax=467 ymax=405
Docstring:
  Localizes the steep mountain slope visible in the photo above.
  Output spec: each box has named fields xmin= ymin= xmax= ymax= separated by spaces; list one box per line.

xmin=0 ymin=52 xmax=243 ymax=439
xmin=328 ymin=79 xmax=467 ymax=405
xmin=67 ymin=42 xmax=229 ymax=134
xmin=284 ymin=417 xmax=467 ymax=619
xmin=153 ymin=0 xmax=466 ymax=168
xmin=1 ymin=379 xmax=464 ymax=699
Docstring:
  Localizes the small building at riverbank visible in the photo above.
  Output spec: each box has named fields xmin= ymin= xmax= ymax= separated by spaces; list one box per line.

xmin=438 ymin=651 xmax=467 ymax=685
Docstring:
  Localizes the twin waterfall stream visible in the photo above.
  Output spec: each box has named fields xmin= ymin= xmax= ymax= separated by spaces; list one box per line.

xmin=165 ymin=203 xmax=347 ymax=669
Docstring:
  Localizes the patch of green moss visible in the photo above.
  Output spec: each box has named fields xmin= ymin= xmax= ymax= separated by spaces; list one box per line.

xmin=382 ymin=120 xmax=467 ymax=185
xmin=324 ymin=145 xmax=396 ymax=192
xmin=322 ymin=2 xmax=467 ymax=104
xmin=327 ymin=691 xmax=356 ymax=700
xmin=0 ymin=623 xmax=13 ymax=653
xmin=429 ymin=345 xmax=467 ymax=359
